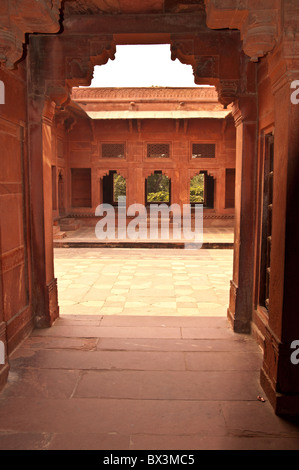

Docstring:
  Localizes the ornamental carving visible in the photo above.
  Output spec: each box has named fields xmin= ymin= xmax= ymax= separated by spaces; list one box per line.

xmin=0 ymin=0 xmax=62 ymax=68
xmin=71 ymin=87 xmax=219 ymax=101
xmin=170 ymin=39 xmax=195 ymax=64
xmin=204 ymin=0 xmax=278 ymax=62
xmin=216 ymin=80 xmax=239 ymax=108
xmin=193 ymin=55 xmax=219 ymax=83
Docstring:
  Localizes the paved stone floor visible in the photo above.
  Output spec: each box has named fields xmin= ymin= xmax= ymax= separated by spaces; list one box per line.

xmin=1 ymin=248 xmax=299 ymax=450
xmin=55 ymin=248 xmax=234 ymax=317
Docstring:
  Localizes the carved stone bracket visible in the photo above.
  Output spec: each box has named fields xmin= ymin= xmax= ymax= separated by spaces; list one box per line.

xmin=29 ymin=35 xmax=116 ymax=124
xmin=0 ymin=0 xmax=62 ymax=69
xmin=65 ymin=38 xmax=116 ymax=88
xmin=216 ymin=80 xmax=239 ymax=108
xmin=171 ymin=36 xmax=240 ymax=104
xmin=55 ymin=107 xmax=77 ymax=132
xmin=170 ymin=39 xmax=195 ymax=66
xmin=193 ymin=55 xmax=219 ymax=85
xmin=204 ymin=0 xmax=278 ymax=62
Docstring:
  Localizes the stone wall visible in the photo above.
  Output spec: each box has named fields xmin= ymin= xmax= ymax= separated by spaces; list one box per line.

xmin=59 ymin=111 xmax=236 ymax=225
xmin=0 ymin=61 xmax=34 ymax=387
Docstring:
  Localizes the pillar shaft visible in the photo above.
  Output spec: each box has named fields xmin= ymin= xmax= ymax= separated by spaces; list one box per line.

xmin=28 ymin=94 xmax=59 ymax=328
xmin=228 ymin=96 xmax=257 ymax=333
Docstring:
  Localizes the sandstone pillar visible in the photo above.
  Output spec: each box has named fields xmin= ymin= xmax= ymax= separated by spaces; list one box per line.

xmin=228 ymin=96 xmax=257 ymax=333
xmin=133 ymin=167 xmax=145 ymax=207
xmin=217 ymin=168 xmax=226 ymax=212
xmin=27 ymin=95 xmax=59 ymax=328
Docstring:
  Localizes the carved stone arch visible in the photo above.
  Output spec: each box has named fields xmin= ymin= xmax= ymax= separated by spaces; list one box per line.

xmin=170 ymin=35 xmax=241 ymax=107
xmin=98 ymin=169 xmax=110 ymax=179
xmin=189 ymin=168 xmax=216 ymax=180
xmin=144 ymin=169 xmax=173 ymax=180
xmin=114 ymin=169 xmax=128 ymax=180
xmin=190 ymin=169 xmax=202 ymax=180
xmin=30 ymin=35 xmax=117 ymax=113
xmin=98 ymin=169 xmax=128 ymax=180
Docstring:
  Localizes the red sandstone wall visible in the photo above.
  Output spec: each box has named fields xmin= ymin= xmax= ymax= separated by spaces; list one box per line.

xmin=64 ymin=113 xmax=236 ymax=223
xmin=0 ymin=62 xmax=34 ymax=356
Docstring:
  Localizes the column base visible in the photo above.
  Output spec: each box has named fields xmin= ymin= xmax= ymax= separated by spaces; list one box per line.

xmin=260 ymin=325 xmax=299 ymax=417
xmin=35 ymin=278 xmax=59 ymax=329
xmin=227 ymin=280 xmax=251 ymax=334
xmin=261 ymin=367 xmax=299 ymax=418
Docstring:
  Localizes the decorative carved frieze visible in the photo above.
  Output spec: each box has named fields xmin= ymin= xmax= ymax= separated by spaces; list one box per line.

xmin=71 ymin=86 xmax=219 ymax=101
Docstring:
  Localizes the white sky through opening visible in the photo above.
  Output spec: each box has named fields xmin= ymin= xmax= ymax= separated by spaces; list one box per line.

xmin=90 ymin=44 xmax=203 ymax=88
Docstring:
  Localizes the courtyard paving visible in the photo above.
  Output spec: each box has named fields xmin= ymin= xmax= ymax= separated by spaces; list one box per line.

xmin=1 ymin=248 xmax=299 ymax=450
xmin=54 ymin=248 xmax=233 ymax=317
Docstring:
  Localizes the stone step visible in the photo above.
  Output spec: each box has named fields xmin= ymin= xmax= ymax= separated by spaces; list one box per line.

xmin=60 ymin=223 xmax=81 ymax=231
xmin=59 ymin=218 xmax=81 ymax=231
xmin=59 ymin=218 xmax=77 ymax=225
xmin=53 ymin=231 xmax=67 ymax=240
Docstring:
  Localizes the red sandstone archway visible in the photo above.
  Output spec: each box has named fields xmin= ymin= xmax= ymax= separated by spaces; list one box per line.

xmin=0 ymin=0 xmax=298 ymax=418
xmin=27 ymin=30 xmax=244 ymax=331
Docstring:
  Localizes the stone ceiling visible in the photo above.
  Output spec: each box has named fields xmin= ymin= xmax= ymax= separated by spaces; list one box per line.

xmin=63 ymin=0 xmax=205 ymax=15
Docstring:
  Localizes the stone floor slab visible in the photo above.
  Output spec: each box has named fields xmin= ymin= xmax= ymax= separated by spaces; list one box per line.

xmin=73 ymin=369 xmax=263 ymax=401
xmin=1 ymin=248 xmax=299 ymax=450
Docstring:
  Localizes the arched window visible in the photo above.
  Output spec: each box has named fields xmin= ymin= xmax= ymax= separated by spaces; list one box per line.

xmin=145 ymin=171 xmax=170 ymax=204
xmin=190 ymin=171 xmax=214 ymax=208
xmin=190 ymin=174 xmax=205 ymax=204
xmin=102 ymin=170 xmax=126 ymax=205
